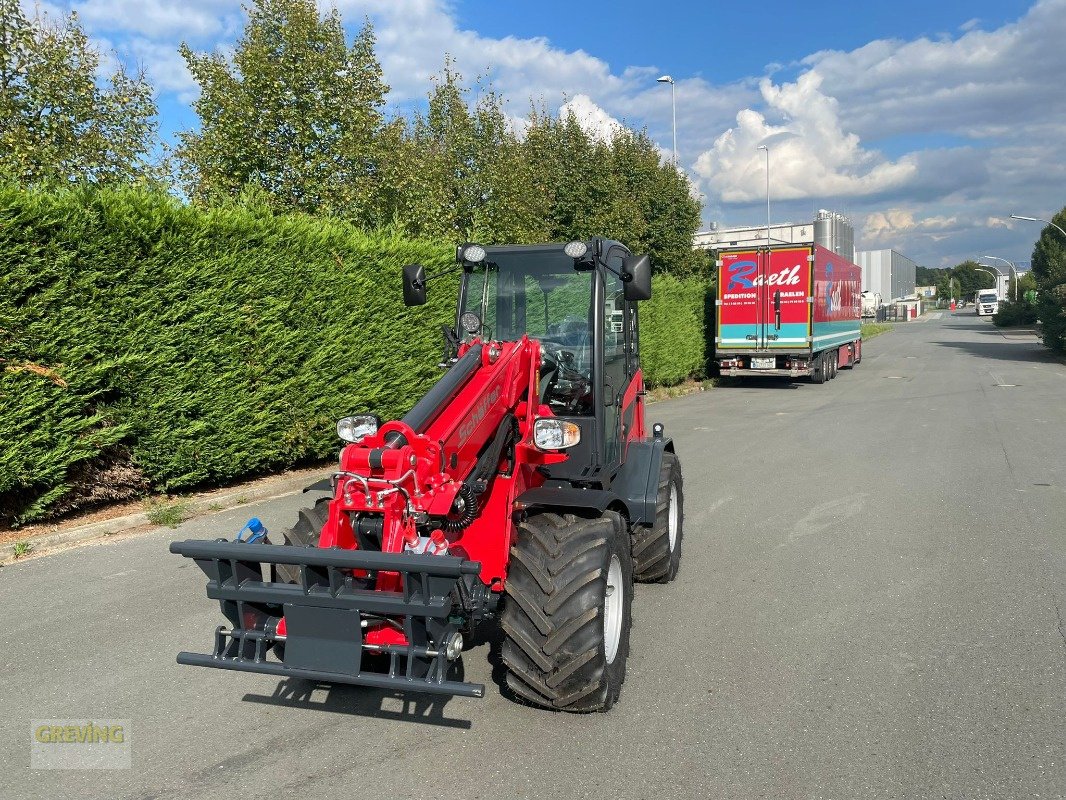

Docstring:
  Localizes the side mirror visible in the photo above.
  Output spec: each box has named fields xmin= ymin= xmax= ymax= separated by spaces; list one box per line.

xmin=402 ymin=263 xmax=427 ymax=306
xmin=622 ymin=254 xmax=652 ymax=301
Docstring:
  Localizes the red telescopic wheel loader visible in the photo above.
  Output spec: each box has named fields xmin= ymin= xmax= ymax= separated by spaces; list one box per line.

xmin=171 ymin=239 xmax=684 ymax=712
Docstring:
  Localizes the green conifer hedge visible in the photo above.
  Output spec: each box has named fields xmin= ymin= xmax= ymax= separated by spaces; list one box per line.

xmin=1 ymin=187 xmax=706 ymax=522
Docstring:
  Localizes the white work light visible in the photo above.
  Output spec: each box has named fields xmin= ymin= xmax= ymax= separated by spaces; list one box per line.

xmin=460 ymin=243 xmax=487 ymax=264
xmin=564 ymin=240 xmax=588 ymax=259
xmin=337 ymin=415 xmax=379 ymax=443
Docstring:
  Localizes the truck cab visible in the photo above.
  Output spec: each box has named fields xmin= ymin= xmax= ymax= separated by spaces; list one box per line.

xmin=976 ymin=290 xmax=999 ymax=316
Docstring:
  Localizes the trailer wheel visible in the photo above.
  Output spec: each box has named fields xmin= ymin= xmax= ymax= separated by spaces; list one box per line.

xmin=854 ymin=340 xmax=862 ymax=365
xmin=272 ymin=498 xmax=329 ymax=584
xmin=811 ymin=352 xmax=827 ymax=384
xmin=631 ymin=452 xmax=683 ymax=583
xmin=501 ymin=511 xmax=633 ymax=712
xmin=828 ymin=351 xmax=838 ymax=379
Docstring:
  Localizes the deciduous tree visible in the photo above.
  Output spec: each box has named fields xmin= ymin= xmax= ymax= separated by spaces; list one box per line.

xmin=1028 ymin=207 xmax=1066 ymax=351
xmin=177 ymin=0 xmax=389 ymax=224
xmin=0 ymin=1 xmax=157 ymax=186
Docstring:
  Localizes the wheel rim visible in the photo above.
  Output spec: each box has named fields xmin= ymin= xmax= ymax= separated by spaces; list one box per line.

xmin=603 ymin=554 xmax=624 ymax=665
xmin=668 ymin=483 xmax=679 ymax=552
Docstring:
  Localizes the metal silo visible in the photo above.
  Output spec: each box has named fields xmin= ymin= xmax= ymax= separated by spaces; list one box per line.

xmin=813 ymin=210 xmax=854 ymax=260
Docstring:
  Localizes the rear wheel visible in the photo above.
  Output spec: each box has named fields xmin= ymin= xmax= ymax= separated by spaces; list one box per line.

xmin=811 ymin=352 xmax=827 ymax=384
xmin=501 ymin=511 xmax=633 ymax=712
xmin=854 ymin=340 xmax=862 ymax=365
xmin=631 ymin=452 xmax=683 ymax=583
xmin=272 ymin=498 xmax=329 ymax=584
xmin=829 ymin=351 xmax=838 ymax=379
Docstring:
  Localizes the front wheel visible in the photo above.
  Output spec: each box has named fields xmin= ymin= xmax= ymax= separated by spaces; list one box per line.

xmin=272 ymin=498 xmax=329 ymax=584
xmin=631 ymin=452 xmax=683 ymax=583
xmin=501 ymin=511 xmax=633 ymax=712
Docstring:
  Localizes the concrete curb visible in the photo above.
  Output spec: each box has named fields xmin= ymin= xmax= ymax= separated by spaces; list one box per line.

xmin=0 ymin=468 xmax=331 ymax=565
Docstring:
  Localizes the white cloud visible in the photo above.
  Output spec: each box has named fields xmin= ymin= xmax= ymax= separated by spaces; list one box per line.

xmin=803 ymin=1 xmax=1066 ymax=142
xmin=71 ymin=0 xmax=238 ymax=40
xmin=124 ymin=37 xmax=198 ymax=97
xmin=559 ymin=94 xmax=624 ymax=142
xmin=693 ymin=72 xmax=918 ymax=204
xmin=863 ymin=210 xmax=961 ymax=240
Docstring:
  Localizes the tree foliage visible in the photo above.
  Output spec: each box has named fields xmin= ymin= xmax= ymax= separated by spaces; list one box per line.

xmin=177 ymin=0 xmax=390 ymax=224
xmin=0 ymin=0 xmax=157 ymax=186
xmin=177 ymin=11 xmax=705 ymax=278
xmin=1027 ymin=207 xmax=1066 ymax=351
xmin=929 ymin=260 xmax=996 ymax=300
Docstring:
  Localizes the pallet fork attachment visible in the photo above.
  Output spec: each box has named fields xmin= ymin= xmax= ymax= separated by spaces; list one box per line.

xmin=170 ymin=540 xmax=488 ymax=698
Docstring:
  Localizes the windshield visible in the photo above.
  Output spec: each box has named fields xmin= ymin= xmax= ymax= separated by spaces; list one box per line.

xmin=460 ymin=249 xmax=593 ymax=345
xmin=979 ymin=293 xmax=998 ymax=302
xmin=460 ymin=248 xmax=594 ymax=414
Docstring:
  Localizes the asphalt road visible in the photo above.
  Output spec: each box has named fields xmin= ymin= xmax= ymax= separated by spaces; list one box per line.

xmin=3 ymin=312 xmax=1064 ymax=799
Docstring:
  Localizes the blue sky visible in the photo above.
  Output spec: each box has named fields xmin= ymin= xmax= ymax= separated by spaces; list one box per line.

xmin=30 ymin=0 xmax=1066 ymax=268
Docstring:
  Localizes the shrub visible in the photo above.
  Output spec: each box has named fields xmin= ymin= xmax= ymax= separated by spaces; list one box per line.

xmin=992 ymin=299 xmax=1039 ymax=327
xmin=0 ymin=186 xmax=455 ymax=522
xmin=640 ymin=274 xmax=709 ymax=386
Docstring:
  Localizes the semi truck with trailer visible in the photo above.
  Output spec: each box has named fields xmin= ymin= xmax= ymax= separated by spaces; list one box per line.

xmin=714 ymin=243 xmax=862 ymax=384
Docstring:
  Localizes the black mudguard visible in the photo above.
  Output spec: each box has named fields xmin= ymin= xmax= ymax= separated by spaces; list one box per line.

xmin=516 ymin=435 xmax=675 ymax=527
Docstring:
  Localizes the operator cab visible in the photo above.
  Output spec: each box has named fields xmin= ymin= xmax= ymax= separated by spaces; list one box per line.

xmin=403 ymin=239 xmax=652 ymax=481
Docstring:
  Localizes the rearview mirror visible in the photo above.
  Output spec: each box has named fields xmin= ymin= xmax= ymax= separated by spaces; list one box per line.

xmin=402 ymin=263 xmax=427 ymax=306
xmin=623 ymin=254 xmax=652 ymax=301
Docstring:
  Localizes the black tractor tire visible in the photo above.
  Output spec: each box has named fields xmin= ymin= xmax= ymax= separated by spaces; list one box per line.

xmin=631 ymin=452 xmax=683 ymax=583
xmin=272 ymin=498 xmax=330 ymax=584
xmin=811 ymin=352 xmax=827 ymax=384
xmin=501 ymin=511 xmax=633 ymax=712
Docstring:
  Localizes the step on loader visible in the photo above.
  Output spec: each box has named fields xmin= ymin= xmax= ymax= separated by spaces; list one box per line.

xmin=171 ymin=238 xmax=684 ymax=712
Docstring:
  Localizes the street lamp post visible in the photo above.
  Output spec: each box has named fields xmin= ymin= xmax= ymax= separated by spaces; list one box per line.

xmin=1010 ymin=213 xmax=1066 ymax=240
xmin=656 ymin=75 xmax=677 ymax=167
xmin=757 ymin=144 xmax=770 ymax=246
xmin=980 ymin=255 xmax=1018 ymax=302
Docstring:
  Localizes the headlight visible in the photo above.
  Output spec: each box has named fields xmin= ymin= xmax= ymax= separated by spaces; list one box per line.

xmin=533 ymin=418 xmax=581 ymax=450
xmin=337 ymin=414 xmax=379 ymax=443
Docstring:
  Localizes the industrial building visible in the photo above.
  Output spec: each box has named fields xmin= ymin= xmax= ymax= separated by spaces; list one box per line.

xmin=855 ymin=250 xmax=917 ymax=301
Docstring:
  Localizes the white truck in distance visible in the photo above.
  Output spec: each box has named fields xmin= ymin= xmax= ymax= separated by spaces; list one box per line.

xmin=976 ymin=290 xmax=999 ymax=316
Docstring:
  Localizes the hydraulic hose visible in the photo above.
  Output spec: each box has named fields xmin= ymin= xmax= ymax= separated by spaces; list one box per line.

xmin=442 ymin=483 xmax=479 ymax=533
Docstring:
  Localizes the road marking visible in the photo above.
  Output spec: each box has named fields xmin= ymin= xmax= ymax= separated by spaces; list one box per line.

xmin=706 ymin=497 xmax=732 ymax=514
xmin=788 ymin=494 xmax=868 ymax=542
